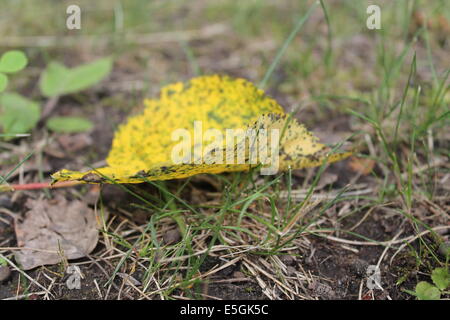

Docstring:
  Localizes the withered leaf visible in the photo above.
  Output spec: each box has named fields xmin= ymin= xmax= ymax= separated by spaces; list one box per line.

xmin=14 ymin=195 xmax=100 ymax=270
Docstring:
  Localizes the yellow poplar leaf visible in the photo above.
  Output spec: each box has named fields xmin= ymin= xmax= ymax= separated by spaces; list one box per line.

xmin=52 ymin=75 xmax=350 ymax=184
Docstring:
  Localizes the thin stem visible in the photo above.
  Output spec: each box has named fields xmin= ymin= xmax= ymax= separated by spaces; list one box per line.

xmin=0 ymin=180 xmax=83 ymax=192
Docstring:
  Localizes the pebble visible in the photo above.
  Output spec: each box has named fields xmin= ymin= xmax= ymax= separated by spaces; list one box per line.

xmin=279 ymin=255 xmax=296 ymax=266
xmin=163 ymin=229 xmax=182 ymax=245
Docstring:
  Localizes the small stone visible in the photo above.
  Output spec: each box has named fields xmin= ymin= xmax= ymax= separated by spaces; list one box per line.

xmin=163 ymin=229 xmax=181 ymax=245
xmin=310 ymin=281 xmax=336 ymax=299
xmin=280 ymin=255 xmax=296 ymax=266
xmin=0 ymin=265 xmax=11 ymax=282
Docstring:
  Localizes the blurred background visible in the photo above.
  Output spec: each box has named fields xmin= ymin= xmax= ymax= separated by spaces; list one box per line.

xmin=0 ymin=0 xmax=448 ymax=161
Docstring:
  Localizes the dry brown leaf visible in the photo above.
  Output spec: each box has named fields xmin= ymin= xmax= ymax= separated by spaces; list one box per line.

xmin=57 ymin=133 xmax=93 ymax=153
xmin=348 ymin=156 xmax=375 ymax=176
xmin=316 ymin=172 xmax=338 ymax=190
xmin=14 ymin=195 xmax=100 ymax=270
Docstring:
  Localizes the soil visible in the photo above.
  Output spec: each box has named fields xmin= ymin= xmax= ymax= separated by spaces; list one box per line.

xmin=0 ymin=167 xmax=443 ymax=300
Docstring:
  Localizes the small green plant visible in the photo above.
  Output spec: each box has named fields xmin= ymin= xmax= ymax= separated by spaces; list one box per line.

xmin=0 ymin=50 xmax=28 ymax=92
xmin=406 ymin=267 xmax=450 ymax=300
xmin=0 ymin=93 xmax=40 ymax=136
xmin=46 ymin=116 xmax=94 ymax=133
xmin=40 ymin=58 xmax=112 ymax=97
xmin=0 ymin=52 xmax=112 ymax=138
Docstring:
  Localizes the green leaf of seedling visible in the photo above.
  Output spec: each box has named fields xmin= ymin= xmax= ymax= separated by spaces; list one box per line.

xmin=40 ymin=57 xmax=113 ymax=97
xmin=0 ymin=93 xmax=40 ymax=137
xmin=46 ymin=116 xmax=93 ymax=133
xmin=0 ymin=73 xmax=7 ymax=92
xmin=431 ymin=268 xmax=450 ymax=291
xmin=0 ymin=50 xmax=28 ymax=73
xmin=415 ymin=281 xmax=441 ymax=300
xmin=39 ymin=62 xmax=67 ymax=97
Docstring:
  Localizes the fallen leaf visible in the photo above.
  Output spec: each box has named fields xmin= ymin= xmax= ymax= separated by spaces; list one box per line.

xmin=316 ymin=172 xmax=338 ymax=190
xmin=348 ymin=156 xmax=375 ymax=176
xmin=14 ymin=195 xmax=100 ymax=270
xmin=57 ymin=133 xmax=93 ymax=153
xmin=52 ymin=75 xmax=351 ymax=184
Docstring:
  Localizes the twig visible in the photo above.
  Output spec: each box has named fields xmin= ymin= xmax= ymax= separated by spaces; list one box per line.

xmin=2 ymin=291 xmax=48 ymax=300
xmin=40 ymin=96 xmax=60 ymax=121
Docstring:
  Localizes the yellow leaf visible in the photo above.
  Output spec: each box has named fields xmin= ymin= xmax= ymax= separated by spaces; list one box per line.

xmin=52 ymin=75 xmax=350 ymax=184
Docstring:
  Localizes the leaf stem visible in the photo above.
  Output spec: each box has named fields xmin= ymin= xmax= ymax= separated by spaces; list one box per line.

xmin=0 ymin=180 xmax=83 ymax=192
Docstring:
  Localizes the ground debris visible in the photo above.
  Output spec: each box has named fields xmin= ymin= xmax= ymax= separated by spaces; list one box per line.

xmin=14 ymin=195 xmax=100 ymax=270
xmin=0 ymin=266 xmax=11 ymax=282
